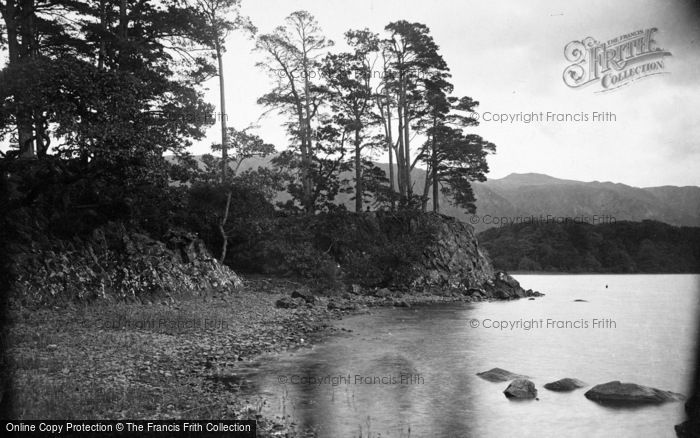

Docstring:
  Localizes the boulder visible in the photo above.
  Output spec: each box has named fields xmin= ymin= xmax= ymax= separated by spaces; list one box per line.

xmin=504 ymin=379 xmax=538 ymax=399
xmin=584 ymin=381 xmax=685 ymax=405
xmin=275 ymin=297 xmax=300 ymax=309
xmin=327 ymin=300 xmax=359 ymax=311
xmin=544 ymin=378 xmax=586 ymax=392
xmin=375 ymin=287 xmax=393 ymax=298
xmin=477 ymin=368 xmax=529 ymax=382
xmin=349 ymin=284 xmax=364 ymax=294
xmin=291 ymin=288 xmax=315 ymax=304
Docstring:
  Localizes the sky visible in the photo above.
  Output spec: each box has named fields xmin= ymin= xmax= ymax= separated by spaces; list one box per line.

xmin=197 ymin=0 xmax=700 ymax=187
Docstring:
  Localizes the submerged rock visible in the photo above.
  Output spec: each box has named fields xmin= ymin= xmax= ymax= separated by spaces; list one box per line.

xmin=584 ymin=381 xmax=685 ymax=405
xmin=544 ymin=378 xmax=587 ymax=392
xmin=477 ymin=368 xmax=529 ymax=382
xmin=504 ymin=379 xmax=538 ymax=399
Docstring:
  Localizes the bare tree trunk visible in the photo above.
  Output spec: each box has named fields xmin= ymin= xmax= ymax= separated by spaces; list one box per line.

xmin=354 ymin=128 xmax=362 ymax=212
xmin=119 ymin=0 xmax=126 ymax=38
xmin=98 ymin=0 xmax=106 ymax=69
xmin=384 ymin=88 xmax=396 ymax=209
xmin=301 ymin=41 xmax=314 ymax=213
xmin=432 ymin=135 xmax=439 ymax=212
xmin=396 ymin=95 xmax=405 ymax=199
xmin=402 ymin=78 xmax=412 ymax=198
xmin=421 ymin=164 xmax=430 ymax=212
xmin=219 ymin=191 xmax=232 ymax=262
xmin=4 ymin=0 xmax=36 ymax=158
xmin=215 ymin=39 xmax=228 ymax=183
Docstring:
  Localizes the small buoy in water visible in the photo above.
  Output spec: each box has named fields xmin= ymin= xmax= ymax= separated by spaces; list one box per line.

xmin=605 ymin=285 xmax=608 ymax=289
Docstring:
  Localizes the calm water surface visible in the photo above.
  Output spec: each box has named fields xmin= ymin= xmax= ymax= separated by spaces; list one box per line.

xmin=242 ymin=274 xmax=700 ymax=438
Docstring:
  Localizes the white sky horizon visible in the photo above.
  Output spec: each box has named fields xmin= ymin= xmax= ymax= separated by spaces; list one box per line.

xmin=1 ymin=0 xmax=698 ymax=188
xmin=196 ymin=0 xmax=700 ymax=188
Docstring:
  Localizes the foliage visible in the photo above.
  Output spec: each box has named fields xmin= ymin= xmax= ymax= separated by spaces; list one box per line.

xmin=478 ymin=220 xmax=700 ymax=273
xmin=228 ymin=210 xmax=444 ymax=288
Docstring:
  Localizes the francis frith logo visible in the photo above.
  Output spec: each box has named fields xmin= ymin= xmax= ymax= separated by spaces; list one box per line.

xmin=563 ymin=28 xmax=671 ymax=92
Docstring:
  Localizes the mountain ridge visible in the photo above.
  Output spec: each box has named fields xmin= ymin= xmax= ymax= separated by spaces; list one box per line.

xmin=167 ymin=155 xmax=700 ymax=232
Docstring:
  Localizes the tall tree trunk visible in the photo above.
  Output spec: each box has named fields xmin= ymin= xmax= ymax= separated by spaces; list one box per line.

xmin=402 ymin=77 xmax=412 ymax=198
xmin=396 ymin=92 xmax=406 ymax=199
xmin=354 ymin=128 xmax=362 ymax=212
xmin=384 ymin=88 xmax=396 ymax=209
xmin=301 ymin=45 xmax=314 ymax=213
xmin=98 ymin=0 xmax=106 ymax=69
xmin=432 ymin=134 xmax=439 ymax=212
xmin=119 ymin=0 xmax=126 ymax=38
xmin=219 ymin=191 xmax=232 ymax=262
xmin=3 ymin=0 xmax=36 ymax=158
xmin=215 ymin=38 xmax=228 ymax=183
xmin=421 ymin=164 xmax=430 ymax=212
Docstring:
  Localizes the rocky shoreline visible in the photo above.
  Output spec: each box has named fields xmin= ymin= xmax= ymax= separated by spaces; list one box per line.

xmin=3 ymin=273 xmax=540 ymax=436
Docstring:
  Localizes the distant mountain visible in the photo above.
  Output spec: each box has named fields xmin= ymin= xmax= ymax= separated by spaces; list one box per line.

xmin=467 ymin=173 xmax=700 ymax=232
xmin=367 ymin=168 xmax=700 ymax=232
xmin=168 ymin=155 xmax=700 ymax=231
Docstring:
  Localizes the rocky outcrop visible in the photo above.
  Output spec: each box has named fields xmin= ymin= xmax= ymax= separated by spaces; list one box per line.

xmin=504 ymin=379 xmax=538 ymax=399
xmin=477 ymin=368 xmax=530 ymax=382
xmin=411 ymin=214 xmax=494 ymax=289
xmin=386 ymin=213 xmax=541 ymax=299
xmin=11 ymin=222 xmax=242 ymax=306
xmin=585 ymin=381 xmax=685 ymax=405
xmin=544 ymin=378 xmax=587 ymax=392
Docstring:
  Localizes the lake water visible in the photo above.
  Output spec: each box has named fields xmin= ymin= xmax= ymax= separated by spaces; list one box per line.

xmin=243 ymin=274 xmax=700 ymax=437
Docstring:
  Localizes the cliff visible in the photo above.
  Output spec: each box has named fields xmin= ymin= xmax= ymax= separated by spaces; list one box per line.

xmin=9 ymin=222 xmax=242 ymax=306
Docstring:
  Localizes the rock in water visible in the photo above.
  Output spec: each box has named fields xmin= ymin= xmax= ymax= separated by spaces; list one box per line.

xmin=477 ymin=368 xmax=529 ymax=382
xmin=504 ymin=379 xmax=538 ymax=399
xmin=585 ymin=381 xmax=685 ymax=405
xmin=544 ymin=378 xmax=587 ymax=392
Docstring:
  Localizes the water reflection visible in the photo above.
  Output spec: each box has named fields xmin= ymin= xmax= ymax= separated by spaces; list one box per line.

xmin=242 ymin=275 xmax=698 ymax=438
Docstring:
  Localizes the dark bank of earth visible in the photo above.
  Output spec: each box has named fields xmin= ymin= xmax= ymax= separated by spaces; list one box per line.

xmin=4 ymin=212 xmax=539 ymax=436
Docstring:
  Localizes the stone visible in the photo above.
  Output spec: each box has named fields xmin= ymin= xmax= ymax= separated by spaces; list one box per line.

xmin=584 ymin=381 xmax=685 ymax=405
xmin=504 ymin=379 xmax=538 ymax=399
xmin=476 ymin=368 xmax=529 ymax=382
xmin=544 ymin=378 xmax=586 ymax=392
xmin=275 ymin=297 xmax=299 ymax=309
xmin=291 ymin=288 xmax=315 ymax=304
xmin=375 ymin=288 xmax=393 ymax=298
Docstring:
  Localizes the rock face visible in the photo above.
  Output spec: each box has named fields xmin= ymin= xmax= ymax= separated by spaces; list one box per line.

xmin=544 ymin=378 xmax=587 ymax=392
xmin=11 ymin=222 xmax=243 ymax=305
xmin=504 ymin=379 xmax=538 ymax=399
xmin=585 ymin=381 xmax=685 ymax=405
xmin=399 ymin=214 xmax=540 ymax=300
xmin=412 ymin=214 xmax=494 ymax=289
xmin=477 ymin=368 xmax=529 ymax=382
